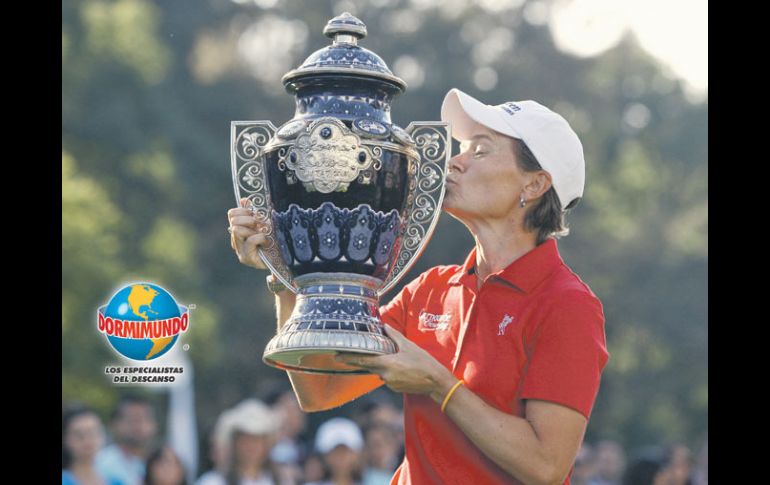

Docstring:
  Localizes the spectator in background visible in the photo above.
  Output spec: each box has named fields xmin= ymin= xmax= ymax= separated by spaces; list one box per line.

xmin=198 ymin=409 xmax=234 ymax=484
xmin=572 ymin=442 xmax=597 ymax=485
xmin=195 ymin=399 xmax=285 ymax=485
xmin=301 ymin=453 xmax=325 ymax=485
xmin=357 ymin=397 xmax=403 ymax=436
xmin=361 ymin=423 xmax=400 ymax=485
xmin=624 ymin=445 xmax=697 ymax=485
xmin=265 ymin=387 xmax=308 ymax=485
xmin=360 ymin=400 xmax=401 ymax=431
xmin=623 ymin=448 xmax=666 ymax=485
xmin=144 ymin=445 xmax=188 ymax=485
xmin=306 ymin=418 xmax=364 ymax=485
xmin=590 ymin=440 xmax=627 ymax=485
xmin=97 ymin=395 xmax=158 ymax=485
xmin=354 ymin=395 xmax=404 ymax=467
xmin=690 ymin=438 xmax=707 ymax=485
xmin=663 ymin=444 xmax=693 ymax=485
xmin=63 ymin=405 xmax=124 ymax=485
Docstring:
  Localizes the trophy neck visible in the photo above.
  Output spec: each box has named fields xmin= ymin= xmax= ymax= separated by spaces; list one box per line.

xmin=292 ymin=83 xmax=395 ymax=124
xmin=293 ymin=272 xmax=382 ymax=296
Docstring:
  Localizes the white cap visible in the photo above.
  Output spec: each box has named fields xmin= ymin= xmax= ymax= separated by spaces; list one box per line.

xmin=441 ymin=88 xmax=585 ymax=210
xmin=314 ymin=417 xmax=364 ymax=454
xmin=216 ymin=399 xmax=284 ymax=443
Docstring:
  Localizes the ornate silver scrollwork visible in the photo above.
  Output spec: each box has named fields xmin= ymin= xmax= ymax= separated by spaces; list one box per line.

xmin=231 ymin=121 xmax=297 ymax=293
xmin=278 ymin=117 xmax=383 ymax=194
xmin=276 ymin=119 xmax=309 ymax=140
xmin=378 ymin=122 xmax=451 ymax=297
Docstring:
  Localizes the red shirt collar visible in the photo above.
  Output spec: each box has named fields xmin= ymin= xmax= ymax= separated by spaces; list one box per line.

xmin=448 ymin=238 xmax=564 ymax=293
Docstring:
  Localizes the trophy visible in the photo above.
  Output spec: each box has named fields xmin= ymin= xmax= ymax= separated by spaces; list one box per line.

xmin=230 ymin=12 xmax=450 ymax=374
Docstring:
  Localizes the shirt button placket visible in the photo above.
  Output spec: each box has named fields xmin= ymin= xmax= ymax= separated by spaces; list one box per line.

xmin=452 ymin=288 xmax=478 ymax=373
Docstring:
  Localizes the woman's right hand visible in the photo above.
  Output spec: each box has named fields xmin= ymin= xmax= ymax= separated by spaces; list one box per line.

xmin=227 ymin=197 xmax=271 ymax=270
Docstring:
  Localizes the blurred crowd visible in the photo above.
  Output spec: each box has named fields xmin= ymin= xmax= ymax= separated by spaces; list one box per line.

xmin=63 ymin=391 xmax=707 ymax=485
xmin=570 ymin=439 xmax=708 ymax=485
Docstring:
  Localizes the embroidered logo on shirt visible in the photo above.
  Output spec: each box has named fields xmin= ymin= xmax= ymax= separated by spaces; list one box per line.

xmin=497 ymin=314 xmax=515 ymax=336
xmin=418 ymin=311 xmax=452 ymax=331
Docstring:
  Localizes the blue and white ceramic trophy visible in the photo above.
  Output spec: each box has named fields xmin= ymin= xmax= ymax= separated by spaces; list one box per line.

xmin=231 ymin=13 xmax=450 ymax=374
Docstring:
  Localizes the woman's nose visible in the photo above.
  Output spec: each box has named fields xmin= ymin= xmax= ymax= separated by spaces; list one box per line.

xmin=448 ymin=151 xmax=469 ymax=174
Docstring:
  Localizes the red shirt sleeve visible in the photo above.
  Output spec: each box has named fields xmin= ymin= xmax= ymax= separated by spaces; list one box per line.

xmin=519 ymin=290 xmax=610 ymax=420
xmin=378 ymin=270 xmax=431 ymax=335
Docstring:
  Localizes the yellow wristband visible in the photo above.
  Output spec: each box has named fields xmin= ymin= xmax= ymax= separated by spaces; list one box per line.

xmin=441 ymin=379 xmax=465 ymax=413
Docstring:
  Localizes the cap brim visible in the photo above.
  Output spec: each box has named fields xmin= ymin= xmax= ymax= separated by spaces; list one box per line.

xmin=319 ymin=441 xmax=360 ymax=454
xmin=441 ymin=88 xmax=521 ymax=141
xmin=232 ymin=423 xmax=280 ymax=436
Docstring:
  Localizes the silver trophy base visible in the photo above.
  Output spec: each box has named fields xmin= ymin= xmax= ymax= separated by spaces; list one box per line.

xmin=263 ymin=273 xmax=397 ymax=374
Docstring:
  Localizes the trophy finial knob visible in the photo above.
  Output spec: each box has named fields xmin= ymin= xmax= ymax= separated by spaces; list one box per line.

xmin=323 ymin=12 xmax=367 ymax=44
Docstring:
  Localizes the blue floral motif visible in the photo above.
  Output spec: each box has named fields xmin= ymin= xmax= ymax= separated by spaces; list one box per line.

xmin=353 ymin=235 xmax=367 ymax=250
xmin=312 ymin=203 xmax=342 ymax=261
xmin=285 ymin=205 xmax=313 ymax=263
xmin=374 ymin=210 xmax=400 ymax=266
xmin=273 ymin=212 xmax=293 ymax=264
xmin=301 ymin=298 xmax=369 ymax=316
xmin=299 ymin=45 xmax=392 ymax=75
xmin=322 ymin=232 xmax=337 ymax=248
xmin=347 ymin=205 xmax=376 ymax=262
xmin=274 ymin=202 xmax=401 ymax=277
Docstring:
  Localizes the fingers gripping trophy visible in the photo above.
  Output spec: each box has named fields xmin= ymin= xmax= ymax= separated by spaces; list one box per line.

xmin=230 ymin=13 xmax=450 ymax=374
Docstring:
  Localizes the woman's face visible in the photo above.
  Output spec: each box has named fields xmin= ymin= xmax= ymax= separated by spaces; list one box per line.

xmin=659 ymin=446 xmax=693 ymax=485
xmin=276 ymin=392 xmax=306 ymax=437
xmin=365 ymin=427 xmax=398 ymax=467
xmin=234 ymin=432 xmax=271 ymax=467
xmin=149 ymin=447 xmax=185 ymax=485
xmin=303 ymin=454 xmax=325 ymax=482
xmin=324 ymin=445 xmax=360 ymax=476
xmin=65 ymin=413 xmax=105 ymax=462
xmin=443 ymin=125 xmax=529 ymax=225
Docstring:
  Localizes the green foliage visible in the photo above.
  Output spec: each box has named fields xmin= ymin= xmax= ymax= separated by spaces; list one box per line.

xmin=81 ymin=0 xmax=171 ymax=84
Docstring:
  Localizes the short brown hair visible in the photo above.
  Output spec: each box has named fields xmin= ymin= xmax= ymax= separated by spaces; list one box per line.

xmin=512 ymin=139 xmax=580 ymax=245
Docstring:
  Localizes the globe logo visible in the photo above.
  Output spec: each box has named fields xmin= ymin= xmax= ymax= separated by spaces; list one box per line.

xmin=97 ymin=283 xmax=189 ymax=361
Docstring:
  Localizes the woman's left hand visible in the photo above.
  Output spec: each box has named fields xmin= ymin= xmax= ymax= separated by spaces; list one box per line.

xmin=335 ymin=324 xmax=454 ymax=396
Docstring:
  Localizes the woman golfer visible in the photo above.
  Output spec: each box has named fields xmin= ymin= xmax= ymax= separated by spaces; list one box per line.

xmin=228 ymin=88 xmax=609 ymax=485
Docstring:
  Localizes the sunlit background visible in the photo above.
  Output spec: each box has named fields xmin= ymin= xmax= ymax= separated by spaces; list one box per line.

xmin=63 ymin=0 xmax=707 ymax=482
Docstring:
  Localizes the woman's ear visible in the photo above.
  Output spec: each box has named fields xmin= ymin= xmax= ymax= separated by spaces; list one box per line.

xmin=523 ymin=170 xmax=553 ymax=201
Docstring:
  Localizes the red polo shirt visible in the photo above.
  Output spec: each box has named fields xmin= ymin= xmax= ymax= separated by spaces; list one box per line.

xmin=378 ymin=238 xmax=609 ymax=485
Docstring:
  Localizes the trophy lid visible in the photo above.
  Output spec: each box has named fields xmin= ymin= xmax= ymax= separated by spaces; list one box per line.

xmin=282 ymin=13 xmax=407 ymax=94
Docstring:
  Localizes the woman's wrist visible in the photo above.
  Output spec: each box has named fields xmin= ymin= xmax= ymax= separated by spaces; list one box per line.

xmin=429 ymin=368 xmax=460 ymax=404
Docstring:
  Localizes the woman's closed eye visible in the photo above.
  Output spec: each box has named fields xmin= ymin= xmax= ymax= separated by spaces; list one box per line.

xmin=473 ymin=145 xmax=488 ymax=158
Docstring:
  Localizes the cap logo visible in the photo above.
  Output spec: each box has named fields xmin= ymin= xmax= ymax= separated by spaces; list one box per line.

xmin=499 ymin=102 xmax=522 ymax=116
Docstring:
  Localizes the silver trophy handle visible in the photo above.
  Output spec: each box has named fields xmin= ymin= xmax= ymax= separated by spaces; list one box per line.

xmin=231 ymin=121 xmax=297 ymax=293
xmin=378 ymin=122 xmax=451 ymax=297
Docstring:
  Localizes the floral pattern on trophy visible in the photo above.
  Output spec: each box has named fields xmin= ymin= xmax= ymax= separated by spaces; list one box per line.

xmin=273 ymin=202 xmax=401 ymax=279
